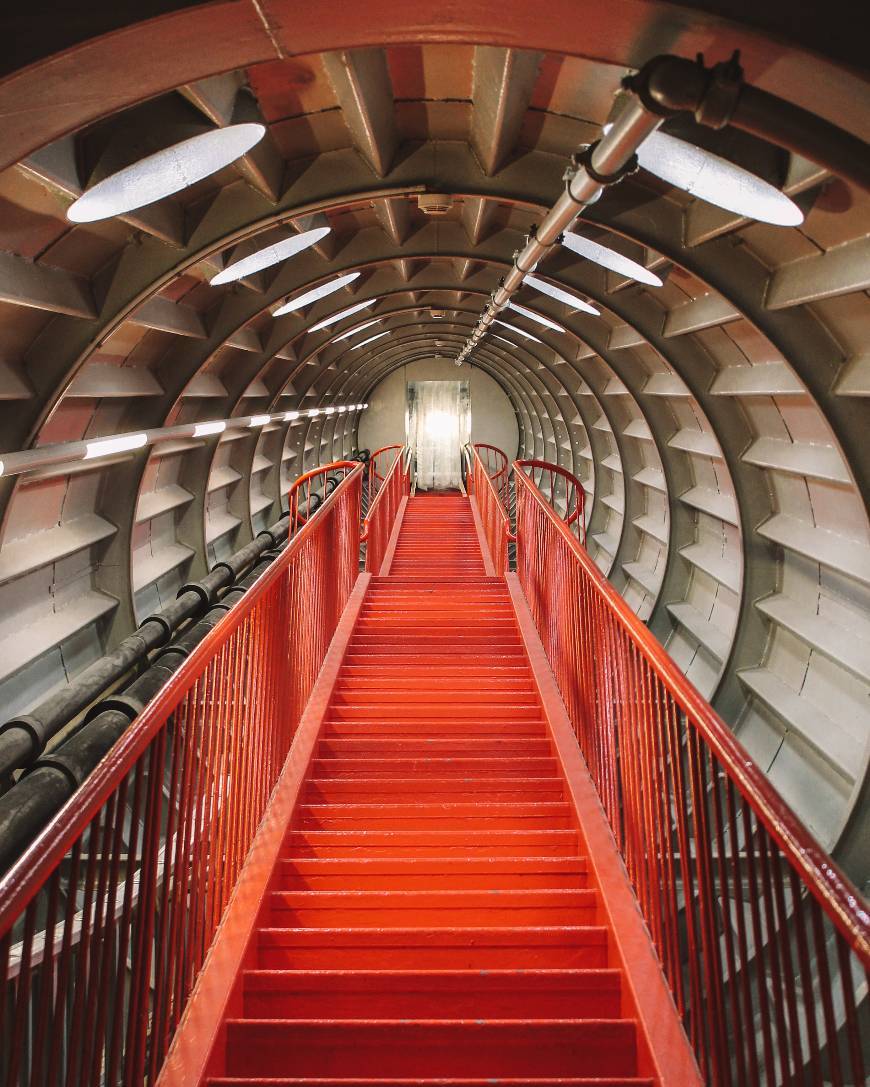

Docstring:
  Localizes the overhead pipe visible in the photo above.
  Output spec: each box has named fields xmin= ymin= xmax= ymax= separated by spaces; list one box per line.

xmin=630 ymin=52 xmax=870 ymax=193
xmin=455 ymin=51 xmax=870 ymax=365
xmin=0 ymin=512 xmax=291 ymax=781
xmin=455 ymin=93 xmax=662 ymax=365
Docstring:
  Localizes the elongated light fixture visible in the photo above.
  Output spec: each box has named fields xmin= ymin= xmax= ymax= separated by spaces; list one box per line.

xmin=211 ymin=228 xmax=331 ymax=285
xmin=493 ymin=319 xmax=543 ymax=344
xmin=308 ymin=298 xmax=376 ymax=332
xmin=507 ymin=300 xmax=565 ymax=333
xmin=335 ymin=318 xmax=381 ymax=340
xmin=351 ymin=331 xmax=390 ymax=349
xmin=193 ymin=420 xmax=226 ymax=437
xmin=84 ymin=433 xmax=148 ymax=459
xmin=523 ymin=274 xmax=601 ymax=314
xmin=558 ymin=235 xmax=663 ymax=287
xmin=248 ymin=414 xmax=271 ymax=427
xmin=273 ymin=272 xmax=361 ymax=317
xmin=636 ymin=130 xmax=804 ymax=225
xmin=68 ymin=124 xmax=266 ymax=223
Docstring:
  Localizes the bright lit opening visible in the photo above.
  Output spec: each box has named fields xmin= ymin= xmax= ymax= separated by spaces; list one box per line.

xmin=558 ymin=235 xmax=663 ymax=287
xmin=273 ymin=273 xmax=361 ymax=317
xmin=308 ymin=298 xmax=377 ymax=332
xmin=67 ymin=124 xmax=266 ymax=223
xmin=84 ymin=433 xmax=148 ymax=459
xmin=636 ymin=130 xmax=804 ymax=226
xmin=507 ymin=300 xmax=565 ymax=332
xmin=211 ymin=228 xmax=331 ymax=286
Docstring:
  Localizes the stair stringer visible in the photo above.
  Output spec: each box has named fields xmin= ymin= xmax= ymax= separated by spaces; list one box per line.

xmin=505 ymin=571 xmax=704 ymax=1087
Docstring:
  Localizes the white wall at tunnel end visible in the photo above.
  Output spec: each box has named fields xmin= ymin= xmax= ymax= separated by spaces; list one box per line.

xmin=358 ymin=359 xmax=519 ymax=462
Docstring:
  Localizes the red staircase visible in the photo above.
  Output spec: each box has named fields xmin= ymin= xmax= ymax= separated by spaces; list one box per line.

xmin=210 ymin=496 xmax=657 ymax=1086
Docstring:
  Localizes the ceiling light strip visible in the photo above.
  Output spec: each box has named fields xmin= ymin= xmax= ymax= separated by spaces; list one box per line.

xmin=0 ymin=405 xmax=368 ymax=480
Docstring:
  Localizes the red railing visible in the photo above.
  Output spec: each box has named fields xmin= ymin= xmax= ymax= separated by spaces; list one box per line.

xmin=366 ymin=444 xmax=403 ymax=513
xmin=363 ymin=444 xmax=410 ymax=573
xmin=513 ymin=465 xmax=869 ymax=1087
xmin=471 ymin=442 xmax=511 ymax=510
xmin=0 ymin=465 xmax=364 ymax=1087
xmin=469 ymin=444 xmax=511 ymax=573
xmin=516 ymin=458 xmax=586 ymax=546
xmin=287 ymin=460 xmax=358 ymax=535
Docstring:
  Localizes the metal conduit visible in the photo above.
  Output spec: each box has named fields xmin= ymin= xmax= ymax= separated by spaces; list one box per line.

xmin=455 ymin=51 xmax=870 ymax=366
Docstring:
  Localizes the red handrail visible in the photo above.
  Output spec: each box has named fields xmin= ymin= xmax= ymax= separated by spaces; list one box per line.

xmin=516 ymin=458 xmax=586 ymax=545
xmin=287 ymin=460 xmax=358 ymax=535
xmin=0 ymin=465 xmax=364 ymax=1087
xmin=362 ymin=444 xmax=410 ymax=573
xmin=469 ymin=444 xmax=511 ymax=574
xmin=367 ymin=444 xmax=403 ymax=510
xmin=471 ymin=442 xmax=510 ymax=510
xmin=512 ymin=464 xmax=869 ymax=1085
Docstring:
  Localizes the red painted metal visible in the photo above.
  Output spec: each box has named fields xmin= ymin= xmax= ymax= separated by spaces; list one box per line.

xmin=366 ymin=443 xmax=404 ymax=512
xmin=361 ymin=444 xmax=409 ymax=574
xmin=0 ymin=465 xmax=364 ymax=1087
xmin=513 ymin=462 xmax=870 ymax=1087
xmin=194 ymin=494 xmax=671 ymax=1086
xmin=287 ymin=460 xmax=359 ymax=536
xmin=516 ymin=457 xmax=587 ymax=545
xmin=471 ymin=442 xmax=511 ymax=509
xmin=469 ymin=444 xmax=511 ymax=573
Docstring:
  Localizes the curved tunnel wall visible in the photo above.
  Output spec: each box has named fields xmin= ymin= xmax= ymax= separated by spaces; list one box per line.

xmin=0 ymin=5 xmax=866 ymax=887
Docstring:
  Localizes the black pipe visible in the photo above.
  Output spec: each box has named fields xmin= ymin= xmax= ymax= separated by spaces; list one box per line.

xmin=0 ymin=586 xmax=253 ymax=873
xmin=0 ymin=512 xmax=292 ymax=780
xmin=628 ymin=53 xmax=870 ymax=192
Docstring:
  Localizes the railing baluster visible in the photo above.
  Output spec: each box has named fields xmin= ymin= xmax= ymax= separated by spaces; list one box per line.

xmin=510 ymin=462 xmax=870 ymax=1085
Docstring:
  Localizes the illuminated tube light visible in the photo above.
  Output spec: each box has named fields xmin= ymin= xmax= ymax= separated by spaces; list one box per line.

xmin=248 ymin=414 xmax=271 ymax=427
xmin=308 ymin=409 xmax=320 ymax=418
xmin=636 ymin=130 xmax=804 ymax=226
xmin=352 ymin=331 xmax=390 ymax=349
xmin=84 ymin=433 xmax=148 ymax=459
xmin=493 ymin=319 xmax=543 ymax=344
xmin=324 ymin=407 xmax=335 ymax=415
xmin=308 ymin=299 xmax=376 ymax=332
xmin=211 ymin=228 xmax=331 ymax=286
xmin=67 ymin=124 xmax=266 ymax=223
xmin=558 ymin=236 xmax=662 ymax=287
xmin=193 ymin=421 xmax=227 ymax=437
xmin=335 ymin=318 xmax=382 ymax=340
xmin=524 ymin=274 xmax=602 ymax=313
xmin=507 ymin=300 xmax=565 ymax=333
xmin=283 ymin=410 xmax=300 ymax=421
xmin=273 ymin=273 xmax=361 ymax=317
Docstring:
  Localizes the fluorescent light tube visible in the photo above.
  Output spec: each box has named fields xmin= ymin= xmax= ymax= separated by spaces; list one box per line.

xmin=211 ymin=228 xmax=331 ymax=285
xmin=273 ymin=272 xmax=361 ymax=317
xmin=83 ymin=433 xmax=148 ymax=459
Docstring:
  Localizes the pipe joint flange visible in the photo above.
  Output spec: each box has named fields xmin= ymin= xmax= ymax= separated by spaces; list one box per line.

xmin=0 ymin=715 xmax=47 ymax=762
xmin=177 ymin=581 xmax=213 ymax=608
xmin=140 ymin=611 xmax=175 ymax=645
xmin=29 ymin=753 xmax=83 ymax=791
xmin=694 ymin=51 xmax=744 ymax=129
xmin=572 ymin=142 xmax=638 ymax=188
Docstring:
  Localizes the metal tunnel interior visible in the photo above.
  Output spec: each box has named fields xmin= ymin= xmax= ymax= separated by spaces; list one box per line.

xmin=0 ymin=0 xmax=867 ymax=895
